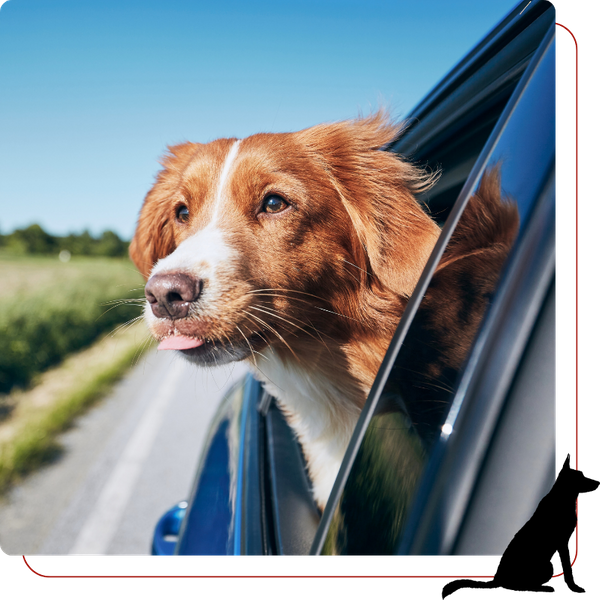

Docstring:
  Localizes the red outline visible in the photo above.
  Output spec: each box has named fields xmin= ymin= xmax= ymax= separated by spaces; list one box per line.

xmin=552 ymin=21 xmax=581 ymax=581
xmin=14 ymin=21 xmax=581 ymax=581
xmin=21 ymin=556 xmax=494 ymax=581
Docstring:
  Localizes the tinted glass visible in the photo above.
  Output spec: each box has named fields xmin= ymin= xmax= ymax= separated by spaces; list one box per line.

xmin=319 ymin=33 xmax=555 ymax=555
xmin=176 ymin=380 xmax=244 ymax=554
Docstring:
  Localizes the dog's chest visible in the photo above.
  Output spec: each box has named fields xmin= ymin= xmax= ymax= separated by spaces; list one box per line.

xmin=253 ymin=358 xmax=320 ymax=413
xmin=247 ymin=348 xmax=364 ymax=506
xmin=250 ymin=348 xmax=361 ymax=431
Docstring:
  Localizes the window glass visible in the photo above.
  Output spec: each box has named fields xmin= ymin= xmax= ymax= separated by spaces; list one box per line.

xmin=319 ymin=36 xmax=554 ymax=556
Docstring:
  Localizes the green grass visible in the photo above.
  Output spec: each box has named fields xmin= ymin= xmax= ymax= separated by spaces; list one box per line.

xmin=0 ymin=253 xmax=145 ymax=393
xmin=0 ymin=321 xmax=153 ymax=490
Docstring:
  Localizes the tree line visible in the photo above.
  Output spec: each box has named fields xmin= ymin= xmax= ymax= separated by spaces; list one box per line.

xmin=0 ymin=224 xmax=130 ymax=258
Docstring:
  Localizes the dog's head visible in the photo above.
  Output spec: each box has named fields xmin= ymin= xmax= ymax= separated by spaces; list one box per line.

xmin=129 ymin=112 xmax=440 ymax=365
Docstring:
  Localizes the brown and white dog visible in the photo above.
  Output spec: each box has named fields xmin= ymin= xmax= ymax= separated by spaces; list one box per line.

xmin=129 ymin=112 xmax=440 ymax=509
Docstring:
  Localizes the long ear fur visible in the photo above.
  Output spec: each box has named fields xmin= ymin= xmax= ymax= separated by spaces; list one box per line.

xmin=297 ymin=111 xmax=440 ymax=297
xmin=129 ymin=142 xmax=199 ymax=279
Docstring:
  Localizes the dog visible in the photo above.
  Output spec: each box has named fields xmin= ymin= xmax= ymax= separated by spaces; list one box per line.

xmin=129 ymin=112 xmax=443 ymax=509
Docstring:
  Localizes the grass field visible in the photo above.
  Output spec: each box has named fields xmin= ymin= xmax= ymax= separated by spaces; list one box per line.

xmin=0 ymin=320 xmax=153 ymax=490
xmin=0 ymin=253 xmax=153 ymax=489
xmin=0 ymin=253 xmax=146 ymax=394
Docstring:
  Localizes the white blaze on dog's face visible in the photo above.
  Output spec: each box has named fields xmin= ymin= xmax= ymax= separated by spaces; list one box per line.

xmin=129 ymin=113 xmax=440 ymax=372
xmin=141 ymin=139 xmax=251 ymax=363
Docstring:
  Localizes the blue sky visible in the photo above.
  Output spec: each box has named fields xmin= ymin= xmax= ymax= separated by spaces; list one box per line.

xmin=0 ymin=0 xmax=517 ymax=239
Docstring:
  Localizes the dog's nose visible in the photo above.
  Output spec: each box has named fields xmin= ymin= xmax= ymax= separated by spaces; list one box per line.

xmin=145 ymin=273 xmax=202 ymax=319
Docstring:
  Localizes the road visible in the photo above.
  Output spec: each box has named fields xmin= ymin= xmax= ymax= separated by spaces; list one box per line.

xmin=0 ymin=349 xmax=247 ymax=555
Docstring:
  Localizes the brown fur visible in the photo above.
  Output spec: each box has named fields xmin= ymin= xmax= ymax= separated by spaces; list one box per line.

xmin=129 ymin=114 xmax=518 ymax=505
xmin=130 ymin=112 xmax=440 ymax=400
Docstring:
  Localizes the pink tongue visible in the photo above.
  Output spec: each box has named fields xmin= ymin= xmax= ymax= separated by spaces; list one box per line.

xmin=158 ymin=335 xmax=204 ymax=350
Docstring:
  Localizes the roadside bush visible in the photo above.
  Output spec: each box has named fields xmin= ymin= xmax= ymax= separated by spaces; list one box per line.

xmin=0 ymin=257 xmax=144 ymax=393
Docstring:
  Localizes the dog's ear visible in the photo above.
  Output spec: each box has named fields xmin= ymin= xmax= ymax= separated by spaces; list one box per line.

xmin=299 ymin=111 xmax=440 ymax=297
xmin=129 ymin=196 xmax=175 ymax=280
xmin=129 ymin=143 xmax=198 ymax=279
xmin=564 ymin=454 xmax=571 ymax=470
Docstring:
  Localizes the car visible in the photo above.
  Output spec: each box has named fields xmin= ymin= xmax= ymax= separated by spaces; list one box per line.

xmin=151 ymin=0 xmax=556 ymax=556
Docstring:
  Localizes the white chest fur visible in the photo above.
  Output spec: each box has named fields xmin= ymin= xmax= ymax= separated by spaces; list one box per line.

xmin=248 ymin=347 xmax=363 ymax=509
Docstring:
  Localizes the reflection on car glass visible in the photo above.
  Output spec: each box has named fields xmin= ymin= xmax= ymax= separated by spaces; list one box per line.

xmin=387 ymin=166 xmax=519 ymax=448
xmin=322 ymin=167 xmax=519 ymax=554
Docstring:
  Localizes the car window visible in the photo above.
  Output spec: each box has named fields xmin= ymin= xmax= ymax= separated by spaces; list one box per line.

xmin=313 ymin=9 xmax=555 ymax=555
xmin=393 ymin=1 xmax=554 ymax=226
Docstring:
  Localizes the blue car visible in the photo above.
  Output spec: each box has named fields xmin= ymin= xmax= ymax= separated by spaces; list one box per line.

xmin=153 ymin=0 xmax=556 ymax=556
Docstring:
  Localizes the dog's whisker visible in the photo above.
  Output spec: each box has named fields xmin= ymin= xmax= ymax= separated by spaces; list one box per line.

xmin=241 ymin=310 xmax=299 ymax=361
xmin=251 ymin=302 xmax=321 ymax=328
xmin=245 ymin=293 xmax=352 ymax=334
xmin=102 ymin=297 xmax=146 ymax=305
xmin=104 ymin=315 xmax=145 ymax=340
xmin=235 ymin=324 xmax=259 ymax=370
xmin=132 ymin=333 xmax=154 ymax=367
xmin=245 ymin=291 xmax=361 ymax=324
xmin=100 ymin=302 xmax=146 ymax=313
xmin=341 ymin=265 xmax=361 ymax=285
xmin=245 ymin=306 xmax=300 ymax=338
xmin=97 ymin=301 xmax=145 ymax=321
xmin=243 ymin=292 xmax=322 ymax=308
xmin=341 ymin=258 xmax=372 ymax=277
xmin=396 ymin=365 xmax=455 ymax=392
xmin=221 ymin=331 xmax=240 ymax=362
xmin=247 ymin=314 xmax=304 ymax=348
xmin=314 ymin=306 xmax=361 ymax=322
xmin=246 ymin=288 xmax=331 ymax=304
xmin=306 ymin=317 xmax=333 ymax=353
xmin=251 ymin=330 xmax=272 ymax=358
xmin=250 ymin=304 xmax=334 ymax=347
xmin=210 ymin=349 xmax=219 ymax=370
xmin=234 ymin=324 xmax=280 ymax=386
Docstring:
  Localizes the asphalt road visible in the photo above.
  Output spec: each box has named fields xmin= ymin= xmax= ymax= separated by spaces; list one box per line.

xmin=0 ymin=349 xmax=247 ymax=555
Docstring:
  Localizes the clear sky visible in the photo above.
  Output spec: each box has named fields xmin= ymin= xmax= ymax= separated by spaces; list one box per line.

xmin=0 ymin=0 xmax=517 ymax=239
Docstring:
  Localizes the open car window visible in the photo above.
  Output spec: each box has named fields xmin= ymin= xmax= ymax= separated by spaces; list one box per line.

xmin=312 ymin=1 xmax=555 ymax=555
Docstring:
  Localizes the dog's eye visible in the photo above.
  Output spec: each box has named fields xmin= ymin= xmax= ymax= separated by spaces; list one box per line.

xmin=262 ymin=195 xmax=289 ymax=214
xmin=176 ymin=206 xmax=190 ymax=223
